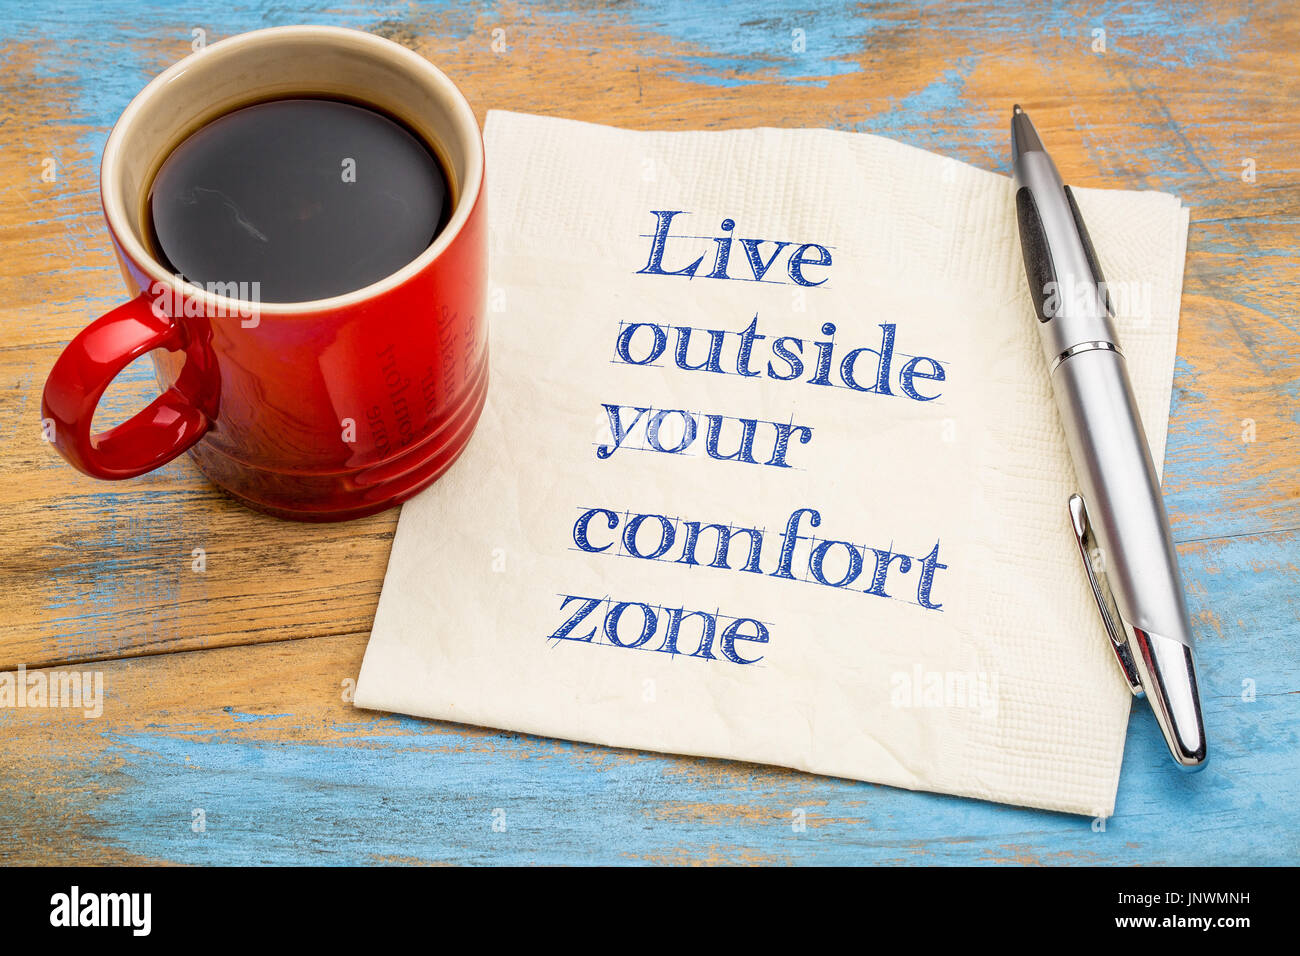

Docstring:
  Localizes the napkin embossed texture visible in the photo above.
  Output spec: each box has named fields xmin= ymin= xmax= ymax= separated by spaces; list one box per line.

xmin=354 ymin=110 xmax=1190 ymax=815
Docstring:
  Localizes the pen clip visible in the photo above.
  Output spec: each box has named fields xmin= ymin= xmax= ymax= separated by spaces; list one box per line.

xmin=1068 ymin=494 xmax=1144 ymax=696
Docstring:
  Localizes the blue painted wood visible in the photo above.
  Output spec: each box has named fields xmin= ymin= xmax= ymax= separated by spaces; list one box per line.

xmin=40 ymin=529 xmax=1281 ymax=866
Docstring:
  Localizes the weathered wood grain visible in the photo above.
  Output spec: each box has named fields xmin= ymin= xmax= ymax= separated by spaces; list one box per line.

xmin=0 ymin=527 xmax=1293 ymax=865
xmin=2 ymin=0 xmax=1295 ymax=665
xmin=0 ymin=0 xmax=1295 ymax=863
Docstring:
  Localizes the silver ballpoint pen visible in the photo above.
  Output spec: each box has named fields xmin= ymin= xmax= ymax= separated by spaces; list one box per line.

xmin=1010 ymin=105 xmax=1207 ymax=769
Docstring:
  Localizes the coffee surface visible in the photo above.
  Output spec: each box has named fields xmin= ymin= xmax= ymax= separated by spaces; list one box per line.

xmin=148 ymin=97 xmax=450 ymax=303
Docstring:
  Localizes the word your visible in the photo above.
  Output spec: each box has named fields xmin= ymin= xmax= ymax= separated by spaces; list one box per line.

xmin=614 ymin=315 xmax=947 ymax=402
xmin=0 ymin=664 xmax=102 ymax=718
xmin=890 ymin=665 xmax=998 ymax=719
xmin=573 ymin=505 xmax=947 ymax=611
xmin=597 ymin=403 xmax=813 ymax=468
xmin=638 ymin=211 xmax=832 ymax=287
xmin=548 ymin=594 xmax=769 ymax=664
xmin=50 ymin=886 xmax=151 ymax=936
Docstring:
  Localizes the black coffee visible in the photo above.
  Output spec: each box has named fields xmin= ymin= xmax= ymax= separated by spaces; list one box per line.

xmin=148 ymin=97 xmax=451 ymax=303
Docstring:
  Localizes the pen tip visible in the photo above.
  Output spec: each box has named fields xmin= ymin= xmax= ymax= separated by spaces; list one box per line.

xmin=1010 ymin=106 xmax=1043 ymax=161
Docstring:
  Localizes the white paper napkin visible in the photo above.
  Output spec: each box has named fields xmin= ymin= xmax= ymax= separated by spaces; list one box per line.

xmin=354 ymin=110 xmax=1189 ymax=815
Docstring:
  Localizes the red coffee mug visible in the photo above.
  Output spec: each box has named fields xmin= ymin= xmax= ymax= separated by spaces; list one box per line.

xmin=42 ymin=26 xmax=488 ymax=521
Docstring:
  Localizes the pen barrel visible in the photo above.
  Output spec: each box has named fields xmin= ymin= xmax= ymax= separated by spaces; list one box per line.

xmin=1014 ymin=106 xmax=1207 ymax=766
xmin=1013 ymin=151 xmax=1120 ymax=367
xmin=1050 ymin=348 xmax=1193 ymax=645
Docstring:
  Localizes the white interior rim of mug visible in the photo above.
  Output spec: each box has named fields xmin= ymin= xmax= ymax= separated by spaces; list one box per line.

xmin=100 ymin=25 xmax=484 ymax=317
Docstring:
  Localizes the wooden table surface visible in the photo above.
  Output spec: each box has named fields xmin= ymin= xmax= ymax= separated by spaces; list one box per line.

xmin=1 ymin=0 xmax=1295 ymax=865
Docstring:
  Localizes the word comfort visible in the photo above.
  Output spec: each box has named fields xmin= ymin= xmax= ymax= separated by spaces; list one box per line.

xmin=548 ymin=505 xmax=948 ymax=665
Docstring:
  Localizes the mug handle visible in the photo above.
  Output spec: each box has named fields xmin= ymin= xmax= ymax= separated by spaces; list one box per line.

xmin=42 ymin=293 xmax=214 ymax=479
